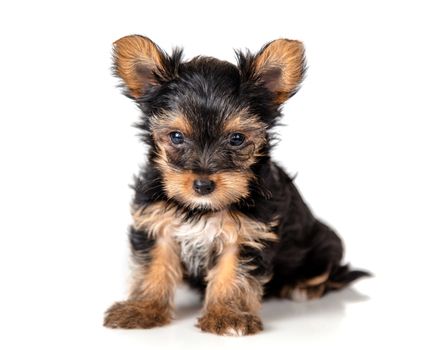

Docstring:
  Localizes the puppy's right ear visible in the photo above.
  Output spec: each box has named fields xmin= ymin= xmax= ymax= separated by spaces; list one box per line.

xmin=113 ymin=35 xmax=169 ymax=98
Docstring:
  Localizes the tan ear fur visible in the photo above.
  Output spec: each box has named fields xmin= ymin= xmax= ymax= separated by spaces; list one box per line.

xmin=113 ymin=35 xmax=165 ymax=98
xmin=254 ymin=39 xmax=306 ymax=104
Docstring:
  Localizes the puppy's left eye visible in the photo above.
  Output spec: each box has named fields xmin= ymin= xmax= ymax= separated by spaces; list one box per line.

xmin=229 ymin=133 xmax=246 ymax=147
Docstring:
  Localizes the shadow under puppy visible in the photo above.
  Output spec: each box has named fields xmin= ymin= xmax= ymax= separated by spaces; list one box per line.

xmin=104 ymin=35 xmax=370 ymax=336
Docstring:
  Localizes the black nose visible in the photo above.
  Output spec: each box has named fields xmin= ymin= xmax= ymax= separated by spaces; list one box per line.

xmin=193 ymin=179 xmax=215 ymax=195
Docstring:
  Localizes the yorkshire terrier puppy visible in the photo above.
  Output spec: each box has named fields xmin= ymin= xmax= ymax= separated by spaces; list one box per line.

xmin=104 ymin=35 xmax=369 ymax=336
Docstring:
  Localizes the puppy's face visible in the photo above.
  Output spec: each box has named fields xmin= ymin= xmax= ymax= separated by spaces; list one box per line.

xmin=148 ymin=107 xmax=267 ymax=211
xmin=113 ymin=35 xmax=305 ymax=210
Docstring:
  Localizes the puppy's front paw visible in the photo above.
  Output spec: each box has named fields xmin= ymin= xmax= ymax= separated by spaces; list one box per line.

xmin=103 ymin=300 xmax=171 ymax=329
xmin=197 ymin=308 xmax=263 ymax=336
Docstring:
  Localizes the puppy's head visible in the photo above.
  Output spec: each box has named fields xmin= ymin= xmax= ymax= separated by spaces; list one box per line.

xmin=113 ymin=35 xmax=305 ymax=210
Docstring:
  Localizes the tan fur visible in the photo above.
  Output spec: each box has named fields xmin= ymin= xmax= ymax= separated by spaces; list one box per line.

xmin=150 ymin=111 xmax=193 ymax=140
xmin=279 ymin=285 xmax=293 ymax=298
xmin=306 ymin=284 xmax=326 ymax=299
xmin=204 ymin=245 xmax=263 ymax=313
xmin=223 ymin=108 xmax=265 ymax=129
xmin=198 ymin=305 xmax=263 ymax=336
xmin=134 ymin=203 xmax=276 ymax=301
xmin=134 ymin=203 xmax=277 ymax=261
xmin=280 ymin=271 xmax=330 ymax=301
xmin=159 ymin=167 xmax=255 ymax=210
xmin=301 ymin=272 xmax=329 ymax=287
xmin=197 ymin=212 xmax=277 ymax=335
xmin=206 ymin=171 xmax=254 ymax=209
xmin=104 ymin=204 xmax=183 ymax=329
xmin=130 ymin=235 xmax=182 ymax=305
xmin=132 ymin=201 xmax=179 ymax=236
xmin=223 ymin=109 xmax=268 ymax=165
xmin=327 ymin=281 xmax=346 ymax=289
xmin=131 ymin=203 xmax=183 ymax=303
xmin=113 ymin=35 xmax=164 ymax=98
xmin=254 ymin=39 xmax=305 ymax=104
xmin=129 ymin=203 xmax=183 ymax=320
xmin=223 ymin=109 xmax=267 ymax=140
xmin=219 ymin=210 xmax=278 ymax=250
xmin=146 ymin=108 xmax=267 ymax=210
xmin=205 ymin=246 xmax=239 ymax=300
xmin=104 ymin=299 xmax=171 ymax=329
xmin=115 ymin=202 xmax=276 ymax=333
xmin=154 ymin=148 xmax=256 ymax=210
xmin=190 ymin=209 xmax=278 ymax=256
xmin=162 ymin=170 xmax=198 ymax=205
xmin=198 ymin=244 xmax=263 ymax=335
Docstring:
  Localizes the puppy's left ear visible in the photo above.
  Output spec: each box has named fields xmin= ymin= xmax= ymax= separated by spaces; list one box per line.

xmin=240 ymin=39 xmax=306 ymax=104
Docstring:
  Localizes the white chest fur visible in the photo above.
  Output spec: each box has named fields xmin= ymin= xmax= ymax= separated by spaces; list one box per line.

xmin=132 ymin=202 xmax=277 ymax=277
xmin=173 ymin=213 xmax=229 ymax=276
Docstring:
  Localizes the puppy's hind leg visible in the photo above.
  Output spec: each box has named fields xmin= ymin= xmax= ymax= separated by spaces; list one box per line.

xmin=278 ymin=220 xmax=371 ymax=301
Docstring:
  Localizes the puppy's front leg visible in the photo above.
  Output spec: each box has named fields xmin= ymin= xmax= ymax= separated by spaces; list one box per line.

xmin=198 ymin=245 xmax=264 ymax=336
xmin=104 ymin=203 xmax=182 ymax=329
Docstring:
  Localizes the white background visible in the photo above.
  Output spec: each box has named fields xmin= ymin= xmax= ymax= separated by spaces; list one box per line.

xmin=1 ymin=1 xmax=443 ymax=349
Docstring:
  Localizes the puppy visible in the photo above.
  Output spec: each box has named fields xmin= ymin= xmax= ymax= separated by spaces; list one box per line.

xmin=104 ymin=35 xmax=370 ymax=336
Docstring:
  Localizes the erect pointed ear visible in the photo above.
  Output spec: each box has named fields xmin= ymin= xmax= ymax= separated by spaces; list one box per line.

xmin=112 ymin=35 xmax=169 ymax=98
xmin=242 ymin=39 xmax=306 ymax=104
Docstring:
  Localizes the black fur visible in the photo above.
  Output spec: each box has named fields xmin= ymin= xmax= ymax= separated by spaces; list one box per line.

xmin=129 ymin=226 xmax=156 ymax=265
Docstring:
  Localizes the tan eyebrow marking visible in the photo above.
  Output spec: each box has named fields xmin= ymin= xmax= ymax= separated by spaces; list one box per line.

xmin=223 ymin=108 xmax=267 ymax=134
xmin=151 ymin=111 xmax=193 ymax=142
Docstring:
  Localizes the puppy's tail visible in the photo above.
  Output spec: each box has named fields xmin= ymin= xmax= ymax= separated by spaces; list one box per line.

xmin=325 ymin=264 xmax=372 ymax=293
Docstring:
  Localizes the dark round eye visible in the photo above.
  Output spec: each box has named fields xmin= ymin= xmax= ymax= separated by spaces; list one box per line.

xmin=229 ymin=132 xmax=246 ymax=146
xmin=169 ymin=131 xmax=184 ymax=145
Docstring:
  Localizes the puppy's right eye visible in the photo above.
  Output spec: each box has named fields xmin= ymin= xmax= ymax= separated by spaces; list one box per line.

xmin=169 ymin=131 xmax=185 ymax=145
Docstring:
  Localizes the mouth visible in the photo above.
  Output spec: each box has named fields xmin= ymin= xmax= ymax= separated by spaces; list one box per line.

xmin=185 ymin=195 xmax=219 ymax=210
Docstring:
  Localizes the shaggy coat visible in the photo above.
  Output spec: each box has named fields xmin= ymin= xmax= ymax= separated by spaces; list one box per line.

xmin=104 ymin=35 xmax=369 ymax=336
